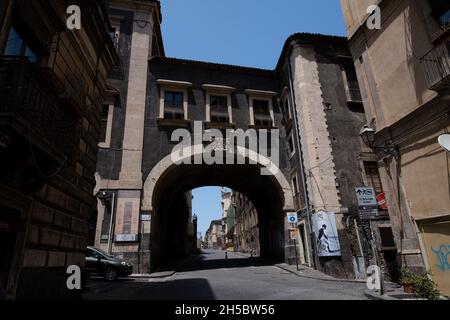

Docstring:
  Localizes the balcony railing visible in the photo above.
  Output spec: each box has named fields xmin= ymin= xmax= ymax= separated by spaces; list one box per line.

xmin=420 ymin=41 xmax=450 ymax=91
xmin=348 ymin=87 xmax=363 ymax=103
xmin=0 ymin=57 xmax=79 ymax=161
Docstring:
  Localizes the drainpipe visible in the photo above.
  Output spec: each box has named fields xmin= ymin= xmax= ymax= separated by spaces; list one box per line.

xmin=286 ymin=55 xmax=317 ymax=269
xmin=107 ymin=192 xmax=116 ymax=254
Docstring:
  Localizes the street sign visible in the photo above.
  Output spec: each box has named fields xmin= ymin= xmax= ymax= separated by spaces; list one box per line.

xmin=355 ymin=187 xmax=379 ymax=219
xmin=141 ymin=214 xmax=151 ymax=221
xmin=287 ymin=212 xmax=298 ymax=224
xmin=376 ymin=193 xmax=388 ymax=210
xmin=355 ymin=187 xmax=377 ymax=206
xmin=115 ymin=234 xmax=138 ymax=242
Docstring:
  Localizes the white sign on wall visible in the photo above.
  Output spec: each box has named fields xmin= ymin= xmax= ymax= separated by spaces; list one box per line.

xmin=115 ymin=234 xmax=138 ymax=242
xmin=311 ymin=211 xmax=341 ymax=257
xmin=355 ymin=187 xmax=379 ymax=219
xmin=287 ymin=212 xmax=298 ymax=224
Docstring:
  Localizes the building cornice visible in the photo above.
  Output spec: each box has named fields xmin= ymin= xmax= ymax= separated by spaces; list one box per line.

xmin=245 ymin=89 xmax=278 ymax=97
xmin=157 ymin=79 xmax=193 ymax=88
xmin=202 ymin=84 xmax=236 ymax=93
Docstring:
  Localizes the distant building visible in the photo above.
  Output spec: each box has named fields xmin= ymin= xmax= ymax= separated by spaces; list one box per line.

xmin=221 ymin=189 xmax=233 ymax=250
xmin=205 ymin=220 xmax=224 ymax=250
xmin=232 ymin=191 xmax=260 ymax=255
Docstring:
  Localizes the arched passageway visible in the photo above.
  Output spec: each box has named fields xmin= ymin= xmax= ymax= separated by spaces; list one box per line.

xmin=142 ymin=148 xmax=294 ymax=271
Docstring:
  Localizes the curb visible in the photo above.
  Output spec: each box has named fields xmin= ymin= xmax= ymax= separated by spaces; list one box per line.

xmin=233 ymin=251 xmax=364 ymax=284
xmin=129 ymin=254 xmax=201 ymax=279
xmin=273 ymin=263 xmax=365 ymax=284
xmin=129 ymin=271 xmax=175 ymax=279
xmin=364 ymin=290 xmax=399 ymax=300
xmin=233 ymin=251 xmax=395 ymax=286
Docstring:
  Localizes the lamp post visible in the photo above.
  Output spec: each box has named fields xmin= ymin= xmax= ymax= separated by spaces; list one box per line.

xmin=359 ymin=126 xmax=399 ymax=156
xmin=359 ymin=125 xmax=399 ymax=295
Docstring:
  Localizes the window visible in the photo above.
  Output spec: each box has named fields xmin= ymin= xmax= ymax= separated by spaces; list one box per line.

xmin=157 ymin=80 xmax=192 ymax=122
xmin=100 ymin=203 xmax=112 ymax=243
xmin=3 ymin=27 xmax=38 ymax=63
xmin=109 ymin=28 xmax=120 ymax=51
xmin=164 ymin=91 xmax=184 ymax=119
xmin=292 ymin=175 xmax=299 ymax=195
xmin=246 ymin=90 xmax=276 ymax=127
xmin=343 ymin=64 xmax=362 ymax=102
xmin=210 ymin=95 xmax=229 ymax=123
xmin=203 ymin=84 xmax=234 ymax=125
xmin=364 ymin=162 xmax=383 ymax=195
xmin=87 ymin=249 xmax=103 ymax=259
xmin=253 ymin=99 xmax=272 ymax=127
xmin=288 ymin=134 xmax=295 ymax=157
xmin=281 ymin=97 xmax=291 ymax=121
xmin=99 ymin=105 xmax=109 ymax=143
xmin=98 ymin=105 xmax=114 ymax=148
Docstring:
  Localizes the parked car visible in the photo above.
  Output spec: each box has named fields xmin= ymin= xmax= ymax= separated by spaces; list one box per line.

xmin=85 ymin=246 xmax=133 ymax=281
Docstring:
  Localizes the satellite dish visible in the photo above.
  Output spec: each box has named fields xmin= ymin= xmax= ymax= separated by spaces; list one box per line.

xmin=438 ymin=134 xmax=450 ymax=153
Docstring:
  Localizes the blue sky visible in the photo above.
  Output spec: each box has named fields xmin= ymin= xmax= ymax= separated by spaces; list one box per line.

xmin=160 ymin=1 xmax=346 ymax=236
xmin=160 ymin=0 xmax=346 ymax=70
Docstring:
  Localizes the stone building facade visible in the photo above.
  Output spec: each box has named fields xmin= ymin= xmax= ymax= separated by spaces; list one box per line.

xmin=341 ymin=0 xmax=450 ymax=294
xmin=232 ymin=191 xmax=260 ymax=256
xmin=205 ymin=220 xmax=224 ymax=250
xmin=0 ymin=0 xmax=117 ymax=299
xmin=276 ymin=33 xmax=396 ymax=279
xmin=93 ymin=0 xmax=390 ymax=280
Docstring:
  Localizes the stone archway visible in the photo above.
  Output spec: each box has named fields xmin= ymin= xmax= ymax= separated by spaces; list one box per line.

xmin=142 ymin=145 xmax=294 ymax=212
xmin=141 ymin=146 xmax=295 ymax=271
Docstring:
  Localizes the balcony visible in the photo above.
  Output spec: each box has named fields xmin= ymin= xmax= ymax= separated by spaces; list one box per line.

xmin=0 ymin=57 xmax=79 ymax=163
xmin=420 ymin=41 xmax=450 ymax=91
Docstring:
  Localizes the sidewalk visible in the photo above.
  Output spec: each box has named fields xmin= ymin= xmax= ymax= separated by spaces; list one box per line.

xmin=129 ymin=254 xmax=200 ymax=279
xmin=233 ymin=251 xmax=412 ymax=300
xmin=233 ymin=251 xmax=348 ymax=282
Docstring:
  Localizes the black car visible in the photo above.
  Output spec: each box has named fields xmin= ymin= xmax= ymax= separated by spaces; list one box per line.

xmin=85 ymin=246 xmax=133 ymax=281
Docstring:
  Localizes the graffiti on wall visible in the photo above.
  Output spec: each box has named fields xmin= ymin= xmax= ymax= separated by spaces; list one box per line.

xmin=431 ymin=245 xmax=450 ymax=271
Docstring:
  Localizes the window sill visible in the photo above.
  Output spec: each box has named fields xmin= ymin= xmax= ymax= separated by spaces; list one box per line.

xmin=204 ymin=122 xmax=236 ymax=130
xmin=157 ymin=118 xmax=191 ymax=129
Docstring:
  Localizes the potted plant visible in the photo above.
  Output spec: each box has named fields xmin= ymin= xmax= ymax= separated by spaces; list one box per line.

xmin=400 ymin=267 xmax=444 ymax=300
xmin=400 ymin=267 xmax=416 ymax=294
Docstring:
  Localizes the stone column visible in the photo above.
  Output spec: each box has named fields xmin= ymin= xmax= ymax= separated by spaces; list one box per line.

xmin=119 ymin=10 xmax=154 ymax=189
xmin=290 ymin=44 xmax=341 ymax=214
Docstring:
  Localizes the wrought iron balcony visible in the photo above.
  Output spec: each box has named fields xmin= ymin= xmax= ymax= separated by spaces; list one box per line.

xmin=420 ymin=41 xmax=450 ymax=91
xmin=0 ymin=57 xmax=79 ymax=162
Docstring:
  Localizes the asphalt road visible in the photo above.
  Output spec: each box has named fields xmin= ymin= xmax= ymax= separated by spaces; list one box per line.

xmin=83 ymin=250 xmax=368 ymax=300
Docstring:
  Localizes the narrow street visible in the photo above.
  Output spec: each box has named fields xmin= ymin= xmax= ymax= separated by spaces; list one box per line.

xmin=83 ymin=250 xmax=368 ymax=300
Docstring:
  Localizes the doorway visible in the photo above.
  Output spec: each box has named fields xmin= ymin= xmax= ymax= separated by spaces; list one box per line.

xmin=0 ymin=209 xmax=19 ymax=300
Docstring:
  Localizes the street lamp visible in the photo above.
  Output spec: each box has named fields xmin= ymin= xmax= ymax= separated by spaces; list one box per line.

xmin=438 ymin=134 xmax=450 ymax=153
xmin=360 ymin=126 xmax=376 ymax=147
xmin=359 ymin=125 xmax=399 ymax=157
xmin=95 ymin=190 xmax=115 ymax=254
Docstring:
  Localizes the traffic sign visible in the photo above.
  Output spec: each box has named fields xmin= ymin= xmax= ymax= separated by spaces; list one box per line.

xmin=355 ymin=187 xmax=379 ymax=220
xmin=287 ymin=212 xmax=298 ymax=224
